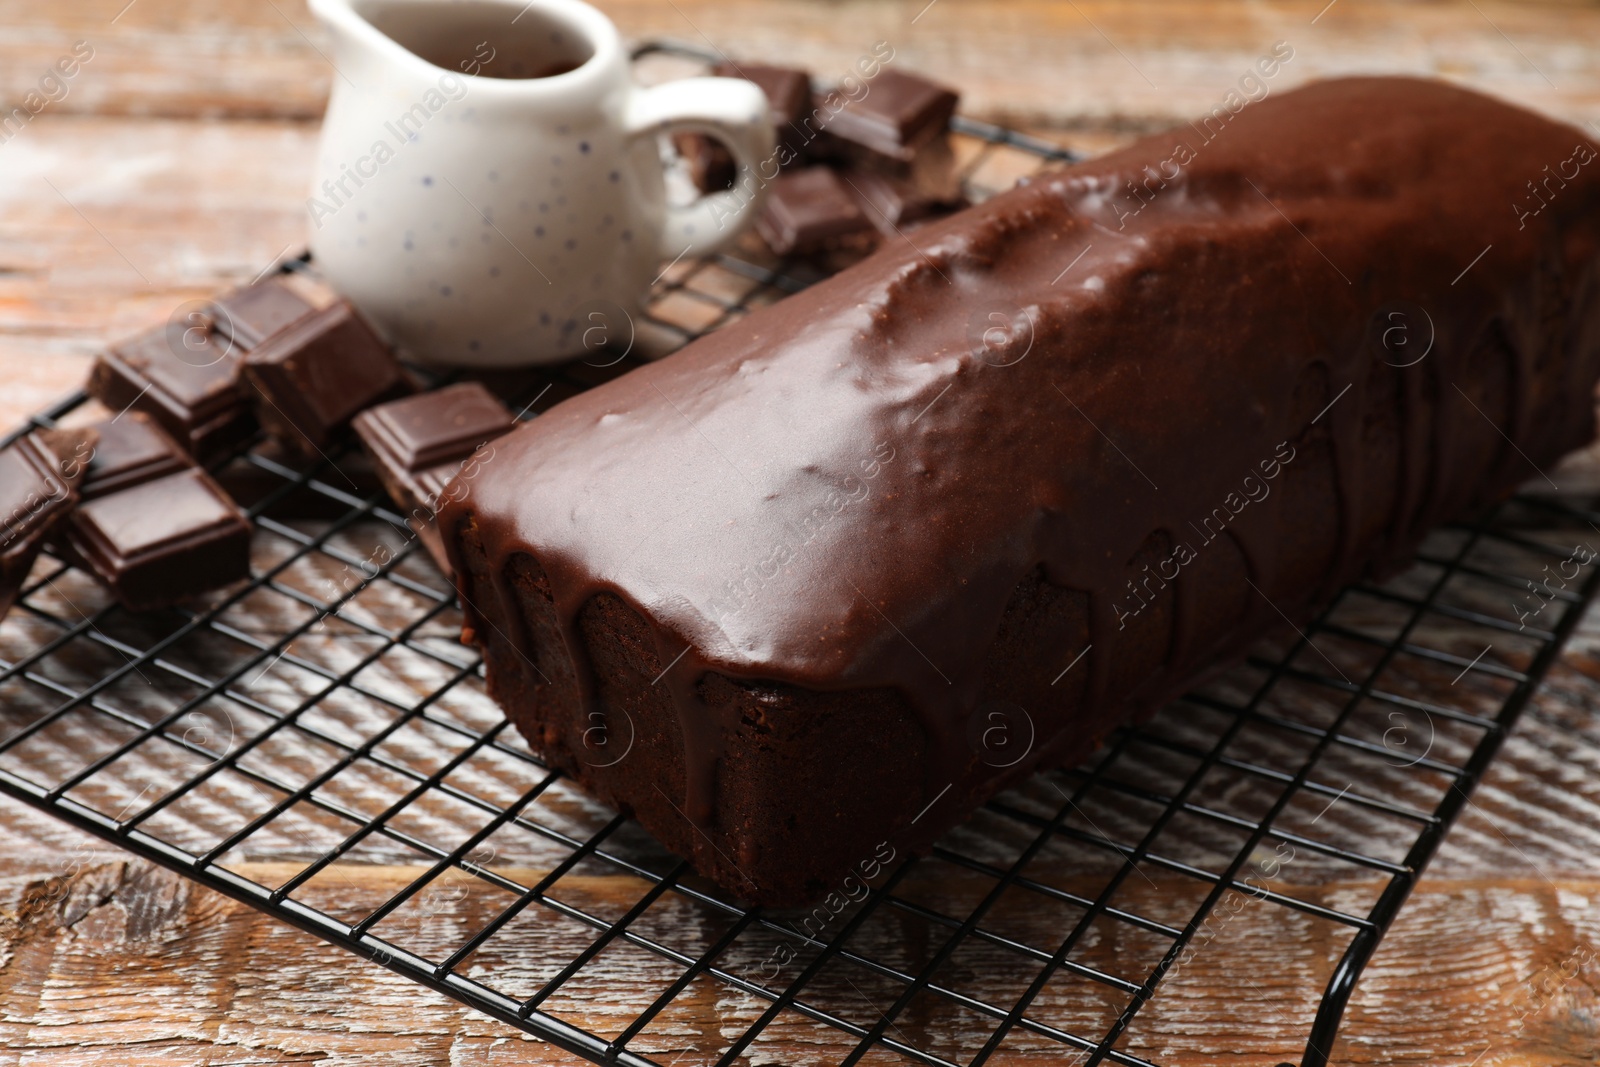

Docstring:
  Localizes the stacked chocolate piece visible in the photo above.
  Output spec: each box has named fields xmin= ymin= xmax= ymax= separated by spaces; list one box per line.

xmin=680 ymin=62 xmax=968 ymax=257
xmin=0 ymin=63 xmax=969 ymax=624
xmin=352 ymin=382 xmax=517 ymax=578
xmin=89 ymin=274 xmax=408 ymax=463
xmin=0 ymin=428 xmax=96 ymax=616
xmin=0 ymin=271 xmax=418 ymax=621
xmin=50 ymin=413 xmax=251 ymax=612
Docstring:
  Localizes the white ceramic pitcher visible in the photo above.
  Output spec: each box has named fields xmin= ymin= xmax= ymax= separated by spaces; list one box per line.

xmin=306 ymin=0 xmax=775 ymax=366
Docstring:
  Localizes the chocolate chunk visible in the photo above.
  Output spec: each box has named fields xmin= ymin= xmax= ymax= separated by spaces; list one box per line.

xmin=719 ymin=62 xmax=811 ymax=131
xmin=842 ymin=162 xmax=967 ymax=233
xmin=680 ymin=62 xmax=813 ymax=190
xmin=819 ymin=69 xmax=958 ymax=168
xmin=35 ymin=427 xmax=100 ymax=486
xmin=719 ymin=61 xmax=812 ymax=160
xmin=0 ymin=430 xmax=94 ymax=618
xmin=353 ymin=382 xmax=516 ymax=574
xmin=242 ymin=301 xmax=409 ymax=461
xmin=677 ymin=134 xmax=739 ymax=192
xmin=87 ymin=321 xmax=255 ymax=460
xmin=755 ymin=167 xmax=879 ymax=256
xmin=62 ymin=467 xmax=251 ymax=611
xmin=74 ymin=412 xmax=191 ymax=500
xmin=209 ymin=277 xmax=318 ymax=350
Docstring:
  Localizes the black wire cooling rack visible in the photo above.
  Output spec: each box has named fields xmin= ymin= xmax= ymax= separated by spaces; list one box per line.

xmin=4 ymin=46 xmax=1600 ymax=1067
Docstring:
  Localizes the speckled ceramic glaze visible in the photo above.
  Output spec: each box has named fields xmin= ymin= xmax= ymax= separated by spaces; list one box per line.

xmin=307 ymin=0 xmax=775 ymax=367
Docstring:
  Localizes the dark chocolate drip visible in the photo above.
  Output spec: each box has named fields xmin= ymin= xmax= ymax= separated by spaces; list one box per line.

xmin=1168 ymin=539 xmax=1199 ymax=670
xmin=1394 ymin=354 xmax=1432 ymax=550
xmin=661 ymin=646 xmax=724 ymax=825
xmin=1329 ymin=368 xmax=1364 ymax=597
xmin=439 ymin=78 xmax=1600 ymax=829
xmin=549 ymin=580 xmax=603 ymax=738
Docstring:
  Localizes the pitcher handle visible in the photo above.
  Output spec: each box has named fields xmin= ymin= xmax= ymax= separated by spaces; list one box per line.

xmin=624 ymin=77 xmax=776 ymax=261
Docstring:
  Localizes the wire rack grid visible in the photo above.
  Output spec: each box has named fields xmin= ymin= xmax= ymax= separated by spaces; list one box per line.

xmin=2 ymin=50 xmax=1599 ymax=1067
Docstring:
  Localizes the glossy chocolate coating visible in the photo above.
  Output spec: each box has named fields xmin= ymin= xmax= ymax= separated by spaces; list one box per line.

xmin=820 ymin=68 xmax=958 ymax=165
xmin=64 ymin=467 xmax=251 ymax=611
xmin=87 ymin=322 xmax=254 ymax=459
xmin=756 ymin=167 xmax=878 ymax=255
xmin=441 ymin=77 xmax=1600 ymax=895
xmin=842 ymin=165 xmax=967 ymax=231
xmin=243 ymin=301 xmax=408 ymax=460
xmin=0 ymin=430 xmax=91 ymax=617
xmin=353 ymin=382 xmax=515 ymax=573
xmin=209 ymin=278 xmax=317 ymax=350
xmin=75 ymin=412 xmax=190 ymax=500
xmin=1 ymin=435 xmax=79 ymax=551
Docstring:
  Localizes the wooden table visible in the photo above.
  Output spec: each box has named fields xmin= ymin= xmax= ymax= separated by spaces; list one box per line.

xmin=3 ymin=1 xmax=1600 ymax=1064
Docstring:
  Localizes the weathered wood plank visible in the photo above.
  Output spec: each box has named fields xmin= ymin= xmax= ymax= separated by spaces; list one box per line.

xmin=2 ymin=856 xmax=1599 ymax=1066
xmin=4 ymin=1 xmax=1599 ymax=127
xmin=3 ymin=575 xmax=1600 ymax=1064
xmin=3 ymin=1 xmax=1600 ymax=1064
xmin=0 ymin=115 xmax=319 ymax=429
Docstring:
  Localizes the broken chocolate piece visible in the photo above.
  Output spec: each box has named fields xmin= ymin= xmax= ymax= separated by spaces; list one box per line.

xmin=73 ymin=412 xmax=191 ymax=500
xmin=63 ymin=467 xmax=251 ymax=611
xmin=841 ymin=164 xmax=967 ymax=233
xmin=720 ymin=60 xmax=812 ymax=160
xmin=0 ymin=429 xmax=94 ymax=618
xmin=818 ymin=68 xmax=959 ymax=169
xmin=352 ymin=382 xmax=516 ymax=574
xmin=242 ymin=301 xmax=409 ymax=461
xmin=35 ymin=427 xmax=100 ymax=488
xmin=87 ymin=321 xmax=255 ymax=460
xmin=718 ymin=61 xmax=812 ymax=146
xmin=680 ymin=62 xmax=814 ymax=191
xmin=755 ymin=167 xmax=879 ymax=256
xmin=209 ymin=277 xmax=318 ymax=350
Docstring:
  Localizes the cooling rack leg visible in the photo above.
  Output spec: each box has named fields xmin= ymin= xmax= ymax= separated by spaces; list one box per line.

xmin=1294 ymin=926 xmax=1379 ymax=1067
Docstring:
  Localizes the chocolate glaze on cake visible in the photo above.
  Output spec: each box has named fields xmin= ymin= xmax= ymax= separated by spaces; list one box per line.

xmin=441 ymin=78 xmax=1600 ymax=904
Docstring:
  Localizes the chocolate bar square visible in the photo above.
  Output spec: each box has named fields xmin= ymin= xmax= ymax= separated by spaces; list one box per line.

xmin=719 ymin=61 xmax=812 ymax=157
xmin=208 ymin=277 xmax=318 ymax=350
xmin=841 ymin=163 xmax=968 ymax=233
xmin=681 ymin=62 xmax=813 ymax=190
xmin=64 ymin=467 xmax=251 ymax=611
xmin=755 ymin=167 xmax=879 ymax=256
xmin=1 ymin=430 xmax=94 ymax=617
xmin=243 ymin=301 xmax=409 ymax=460
xmin=75 ymin=412 xmax=191 ymax=500
xmin=719 ymin=62 xmax=811 ymax=129
xmin=820 ymin=69 xmax=959 ymax=168
xmin=88 ymin=321 xmax=255 ymax=459
xmin=353 ymin=382 xmax=516 ymax=574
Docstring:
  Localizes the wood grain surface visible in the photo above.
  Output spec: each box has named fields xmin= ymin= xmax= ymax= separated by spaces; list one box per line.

xmin=3 ymin=1 xmax=1600 ymax=1065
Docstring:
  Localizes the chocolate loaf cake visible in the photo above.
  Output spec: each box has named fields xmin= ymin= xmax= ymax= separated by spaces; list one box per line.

xmin=440 ymin=77 xmax=1600 ymax=906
